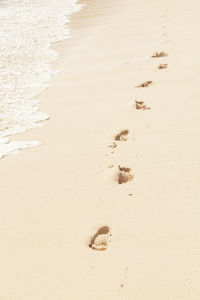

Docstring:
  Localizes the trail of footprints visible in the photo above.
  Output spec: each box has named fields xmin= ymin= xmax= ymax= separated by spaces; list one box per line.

xmin=88 ymin=50 xmax=168 ymax=252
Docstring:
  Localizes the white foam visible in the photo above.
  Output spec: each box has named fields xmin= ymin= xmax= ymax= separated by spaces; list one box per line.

xmin=0 ymin=137 xmax=41 ymax=159
xmin=0 ymin=0 xmax=83 ymax=159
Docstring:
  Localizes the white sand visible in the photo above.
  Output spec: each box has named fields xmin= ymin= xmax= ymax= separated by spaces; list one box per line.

xmin=1 ymin=0 xmax=200 ymax=299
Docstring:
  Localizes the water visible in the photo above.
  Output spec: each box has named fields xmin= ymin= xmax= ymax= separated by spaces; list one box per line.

xmin=0 ymin=0 xmax=83 ymax=159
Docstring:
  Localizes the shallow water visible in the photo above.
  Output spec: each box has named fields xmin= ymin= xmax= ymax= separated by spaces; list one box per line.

xmin=0 ymin=0 xmax=83 ymax=159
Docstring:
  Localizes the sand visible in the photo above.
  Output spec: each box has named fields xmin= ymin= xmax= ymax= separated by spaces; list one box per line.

xmin=1 ymin=0 xmax=200 ymax=299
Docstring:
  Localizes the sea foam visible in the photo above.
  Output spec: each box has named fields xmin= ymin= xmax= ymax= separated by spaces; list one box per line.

xmin=0 ymin=0 xmax=83 ymax=158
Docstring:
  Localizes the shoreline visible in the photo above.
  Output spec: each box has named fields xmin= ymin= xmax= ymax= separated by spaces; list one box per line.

xmin=1 ymin=0 xmax=200 ymax=299
xmin=0 ymin=0 xmax=83 ymax=160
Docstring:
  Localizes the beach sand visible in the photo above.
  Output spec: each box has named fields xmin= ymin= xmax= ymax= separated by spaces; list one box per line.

xmin=1 ymin=0 xmax=200 ymax=299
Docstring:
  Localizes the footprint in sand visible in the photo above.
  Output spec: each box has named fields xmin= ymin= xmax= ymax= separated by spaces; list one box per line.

xmin=151 ymin=51 xmax=168 ymax=58
xmin=117 ymin=166 xmax=134 ymax=184
xmin=158 ymin=63 xmax=168 ymax=69
xmin=135 ymin=100 xmax=151 ymax=110
xmin=114 ymin=129 xmax=129 ymax=141
xmin=89 ymin=226 xmax=111 ymax=251
xmin=108 ymin=141 xmax=117 ymax=149
xmin=135 ymin=81 xmax=152 ymax=88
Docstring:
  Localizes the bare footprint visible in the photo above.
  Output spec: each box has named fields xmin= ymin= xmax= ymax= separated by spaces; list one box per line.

xmin=158 ymin=63 xmax=168 ymax=69
xmin=135 ymin=81 xmax=152 ymax=88
xmin=135 ymin=100 xmax=151 ymax=110
xmin=115 ymin=130 xmax=129 ymax=141
xmin=117 ymin=166 xmax=133 ymax=184
xmin=89 ymin=226 xmax=111 ymax=251
xmin=108 ymin=142 xmax=117 ymax=149
xmin=152 ymin=51 xmax=168 ymax=58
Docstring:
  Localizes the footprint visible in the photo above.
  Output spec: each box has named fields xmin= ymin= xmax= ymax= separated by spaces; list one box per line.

xmin=115 ymin=130 xmax=129 ymax=141
xmin=135 ymin=100 xmax=151 ymax=110
xmin=89 ymin=226 xmax=111 ymax=251
xmin=108 ymin=142 xmax=117 ymax=149
xmin=151 ymin=51 xmax=168 ymax=58
xmin=135 ymin=81 xmax=152 ymax=88
xmin=158 ymin=63 xmax=168 ymax=69
xmin=117 ymin=166 xmax=133 ymax=184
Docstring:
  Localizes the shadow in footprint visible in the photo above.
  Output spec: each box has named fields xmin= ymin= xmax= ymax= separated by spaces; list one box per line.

xmin=135 ymin=100 xmax=151 ymax=110
xmin=135 ymin=81 xmax=152 ymax=88
xmin=152 ymin=51 xmax=168 ymax=58
xmin=115 ymin=130 xmax=129 ymax=141
xmin=158 ymin=63 xmax=168 ymax=69
xmin=117 ymin=166 xmax=133 ymax=184
xmin=89 ymin=226 xmax=111 ymax=251
xmin=109 ymin=142 xmax=117 ymax=149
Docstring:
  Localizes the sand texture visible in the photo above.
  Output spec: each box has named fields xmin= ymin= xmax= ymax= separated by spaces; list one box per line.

xmin=0 ymin=0 xmax=200 ymax=299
